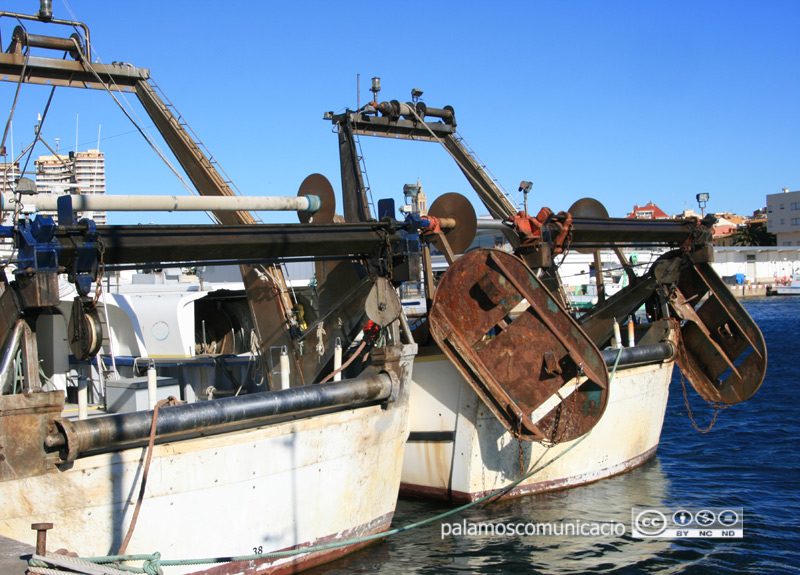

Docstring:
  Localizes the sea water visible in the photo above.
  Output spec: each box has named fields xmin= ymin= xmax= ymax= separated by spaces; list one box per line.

xmin=307 ymin=297 xmax=800 ymax=574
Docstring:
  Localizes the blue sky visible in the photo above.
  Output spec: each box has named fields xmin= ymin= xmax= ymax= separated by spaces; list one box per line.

xmin=2 ymin=0 xmax=798 ymax=225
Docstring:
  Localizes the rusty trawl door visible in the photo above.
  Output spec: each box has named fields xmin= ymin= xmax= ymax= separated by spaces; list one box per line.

xmin=429 ymin=249 xmax=609 ymax=443
xmin=669 ymin=261 xmax=767 ymax=405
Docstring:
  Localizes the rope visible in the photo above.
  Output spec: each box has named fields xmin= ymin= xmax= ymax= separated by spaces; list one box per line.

xmin=319 ymin=339 xmax=367 ymax=383
xmin=64 ymin=430 xmax=588 ymax=574
xmin=30 ymin=348 xmax=626 ymax=574
xmin=117 ymin=396 xmax=180 ymax=555
xmin=53 ymin=348 xmax=627 ymax=574
xmin=28 ymin=553 xmax=133 ymax=574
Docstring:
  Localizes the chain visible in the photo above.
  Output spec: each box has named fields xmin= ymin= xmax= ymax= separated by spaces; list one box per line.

xmin=517 ymin=415 xmax=525 ymax=476
xmin=481 ymin=438 xmax=488 ymax=491
xmin=549 ymin=403 xmax=563 ymax=445
xmin=674 ymin=328 xmax=729 ymax=433
xmin=555 ymin=228 xmax=573 ymax=269
xmin=545 ymin=365 xmax=581 ymax=446
xmin=679 ymin=368 xmax=727 ymax=433
xmin=561 ymin=376 xmax=579 ymax=443
xmin=91 ymin=238 xmax=106 ymax=307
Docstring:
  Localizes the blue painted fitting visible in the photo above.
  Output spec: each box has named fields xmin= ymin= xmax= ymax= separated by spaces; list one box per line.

xmin=401 ymin=213 xmax=426 ymax=234
xmin=31 ymin=215 xmax=56 ymax=243
xmin=305 ymin=194 xmax=321 ymax=214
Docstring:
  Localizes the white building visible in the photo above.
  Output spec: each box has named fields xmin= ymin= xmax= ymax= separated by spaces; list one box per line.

xmin=35 ymin=149 xmax=107 ymax=225
xmin=712 ymin=246 xmax=800 ymax=284
xmin=766 ymin=188 xmax=800 ymax=246
xmin=0 ymin=161 xmax=20 ymax=193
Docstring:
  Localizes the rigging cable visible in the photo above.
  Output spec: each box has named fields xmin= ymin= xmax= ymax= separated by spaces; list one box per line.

xmin=406 ymin=104 xmax=519 ymax=215
xmin=67 ymin=37 xmax=208 ymax=210
xmin=0 ymin=18 xmax=30 ymax=157
xmin=59 ymin=0 xmax=187 ymax=190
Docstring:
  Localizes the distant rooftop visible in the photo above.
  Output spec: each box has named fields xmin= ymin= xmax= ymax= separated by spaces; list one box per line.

xmin=625 ymin=201 xmax=670 ymax=220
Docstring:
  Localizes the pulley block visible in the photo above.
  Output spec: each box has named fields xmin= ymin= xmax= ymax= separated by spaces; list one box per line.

xmin=68 ymin=296 xmax=103 ymax=361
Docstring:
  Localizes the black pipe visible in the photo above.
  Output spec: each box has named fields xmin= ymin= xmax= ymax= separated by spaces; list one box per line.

xmin=600 ymin=342 xmax=675 ymax=367
xmin=101 ymin=254 xmax=365 ymax=273
xmin=570 ymin=217 xmax=708 ymax=245
xmin=55 ymin=221 xmax=398 ymax=266
xmin=55 ymin=372 xmax=394 ymax=460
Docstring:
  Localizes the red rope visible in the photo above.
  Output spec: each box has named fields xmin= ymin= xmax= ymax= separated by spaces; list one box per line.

xmin=118 ymin=395 xmax=180 ymax=555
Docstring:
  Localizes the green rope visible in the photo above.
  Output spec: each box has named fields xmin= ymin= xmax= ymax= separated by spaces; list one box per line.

xmin=80 ymin=437 xmax=587 ymax=572
xmin=37 ymin=348 xmax=626 ymax=574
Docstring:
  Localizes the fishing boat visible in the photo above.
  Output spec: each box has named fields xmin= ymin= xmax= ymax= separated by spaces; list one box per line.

xmin=767 ymin=272 xmax=800 ymax=296
xmin=0 ymin=6 xmax=419 ymax=574
xmin=325 ymin=86 xmax=768 ymax=503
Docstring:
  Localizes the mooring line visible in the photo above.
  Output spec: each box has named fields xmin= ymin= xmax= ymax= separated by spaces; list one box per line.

xmin=32 ymin=349 xmax=625 ymax=574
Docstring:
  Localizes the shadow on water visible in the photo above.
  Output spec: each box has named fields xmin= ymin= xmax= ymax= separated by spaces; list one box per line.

xmin=306 ymin=297 xmax=800 ymax=574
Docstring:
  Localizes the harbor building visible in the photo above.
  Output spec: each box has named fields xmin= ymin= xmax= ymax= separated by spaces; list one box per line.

xmin=766 ymin=188 xmax=800 ymax=246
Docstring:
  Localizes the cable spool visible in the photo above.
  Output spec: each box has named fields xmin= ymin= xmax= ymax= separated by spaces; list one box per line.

xmin=297 ymin=173 xmax=336 ymax=224
xmin=426 ymin=192 xmax=477 ymax=255
xmin=568 ymin=197 xmax=609 ymax=254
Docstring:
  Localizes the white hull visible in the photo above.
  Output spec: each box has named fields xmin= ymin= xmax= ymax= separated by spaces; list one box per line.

xmin=769 ymin=273 xmax=800 ymax=296
xmin=0 ymin=350 xmax=414 ymax=575
xmin=772 ymin=285 xmax=800 ymax=296
xmin=401 ymin=348 xmax=673 ymax=503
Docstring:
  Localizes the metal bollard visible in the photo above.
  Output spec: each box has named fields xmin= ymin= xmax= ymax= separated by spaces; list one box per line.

xmin=31 ymin=522 xmax=53 ymax=555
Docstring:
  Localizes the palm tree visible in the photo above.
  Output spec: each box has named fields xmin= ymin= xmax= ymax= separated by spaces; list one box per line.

xmin=731 ymin=221 xmax=776 ymax=246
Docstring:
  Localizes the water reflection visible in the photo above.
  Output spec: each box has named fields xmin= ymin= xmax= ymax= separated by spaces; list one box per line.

xmin=306 ymin=298 xmax=799 ymax=574
xmin=309 ymin=459 xmax=688 ymax=574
